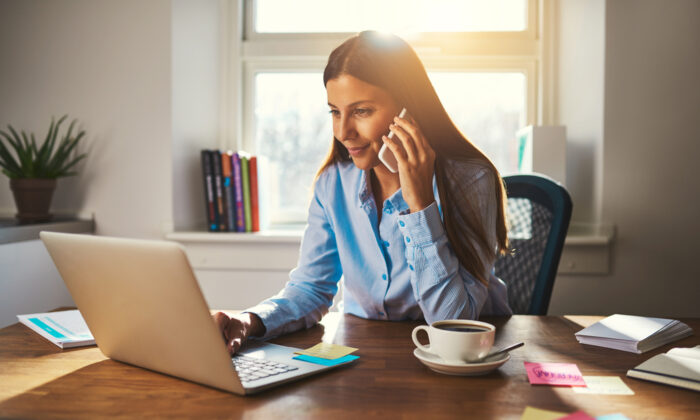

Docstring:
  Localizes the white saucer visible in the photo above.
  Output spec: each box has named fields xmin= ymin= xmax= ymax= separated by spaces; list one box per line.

xmin=413 ymin=346 xmax=510 ymax=376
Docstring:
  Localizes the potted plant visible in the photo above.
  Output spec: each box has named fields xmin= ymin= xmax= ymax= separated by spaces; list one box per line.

xmin=0 ymin=115 xmax=87 ymax=223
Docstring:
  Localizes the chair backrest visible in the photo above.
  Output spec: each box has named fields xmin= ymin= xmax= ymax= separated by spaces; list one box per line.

xmin=494 ymin=174 xmax=573 ymax=315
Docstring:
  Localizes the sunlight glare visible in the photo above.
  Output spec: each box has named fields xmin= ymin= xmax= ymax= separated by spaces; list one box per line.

xmin=255 ymin=0 xmax=526 ymax=33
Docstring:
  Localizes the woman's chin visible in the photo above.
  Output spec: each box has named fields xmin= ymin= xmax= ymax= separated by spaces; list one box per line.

xmin=351 ymin=155 xmax=381 ymax=171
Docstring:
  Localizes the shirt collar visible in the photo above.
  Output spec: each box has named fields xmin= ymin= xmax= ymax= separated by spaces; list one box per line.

xmin=358 ymin=170 xmax=372 ymax=208
xmin=358 ymin=170 xmax=411 ymax=214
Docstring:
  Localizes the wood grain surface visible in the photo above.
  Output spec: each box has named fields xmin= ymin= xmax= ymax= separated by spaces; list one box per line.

xmin=1 ymin=314 xmax=698 ymax=419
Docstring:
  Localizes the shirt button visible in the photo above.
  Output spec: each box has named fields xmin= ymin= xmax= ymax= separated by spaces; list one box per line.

xmin=409 ymin=264 xmax=414 ymax=271
xmin=398 ymin=220 xmax=405 ymax=227
xmin=381 ymin=274 xmax=387 ymax=280
xmin=384 ymin=207 xmax=392 ymax=214
xmin=383 ymin=240 xmax=390 ymax=247
xmin=406 ymin=237 xmax=411 ymax=243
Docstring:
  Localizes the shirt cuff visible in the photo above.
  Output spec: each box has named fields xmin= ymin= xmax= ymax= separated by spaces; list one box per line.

xmin=396 ymin=201 xmax=445 ymax=246
xmin=242 ymin=302 xmax=282 ymax=340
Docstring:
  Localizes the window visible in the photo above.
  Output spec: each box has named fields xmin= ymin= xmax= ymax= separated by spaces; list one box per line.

xmin=254 ymin=0 xmax=528 ymax=33
xmin=232 ymin=0 xmax=542 ymax=226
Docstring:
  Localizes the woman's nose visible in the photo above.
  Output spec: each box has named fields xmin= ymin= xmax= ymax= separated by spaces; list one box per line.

xmin=336 ymin=116 xmax=356 ymax=141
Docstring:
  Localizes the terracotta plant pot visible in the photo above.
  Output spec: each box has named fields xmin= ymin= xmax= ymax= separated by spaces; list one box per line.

xmin=9 ymin=178 xmax=57 ymax=224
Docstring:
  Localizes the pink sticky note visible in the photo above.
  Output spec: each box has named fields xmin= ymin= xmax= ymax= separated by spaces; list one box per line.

xmin=556 ymin=411 xmax=596 ymax=420
xmin=524 ymin=362 xmax=586 ymax=386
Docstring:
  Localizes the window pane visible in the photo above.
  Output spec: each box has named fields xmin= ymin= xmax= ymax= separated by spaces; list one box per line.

xmin=254 ymin=72 xmax=526 ymax=224
xmin=428 ymin=72 xmax=526 ymax=175
xmin=254 ymin=73 xmax=331 ymax=223
xmin=255 ymin=0 xmax=527 ymax=33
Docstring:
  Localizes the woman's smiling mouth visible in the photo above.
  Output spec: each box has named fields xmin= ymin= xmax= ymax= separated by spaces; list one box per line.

xmin=346 ymin=143 xmax=371 ymax=156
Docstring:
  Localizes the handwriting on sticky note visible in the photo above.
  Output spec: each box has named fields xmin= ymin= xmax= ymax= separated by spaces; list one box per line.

xmin=520 ymin=406 xmax=568 ymax=420
xmin=524 ymin=362 xmax=586 ymax=386
xmin=294 ymin=342 xmax=358 ymax=360
xmin=573 ymin=376 xmax=634 ymax=395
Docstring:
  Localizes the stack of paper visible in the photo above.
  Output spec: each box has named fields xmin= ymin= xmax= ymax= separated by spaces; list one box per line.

xmin=17 ymin=309 xmax=95 ymax=349
xmin=627 ymin=345 xmax=700 ymax=392
xmin=575 ymin=314 xmax=693 ymax=353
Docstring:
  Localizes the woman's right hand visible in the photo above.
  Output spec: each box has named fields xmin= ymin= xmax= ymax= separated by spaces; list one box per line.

xmin=212 ymin=311 xmax=265 ymax=355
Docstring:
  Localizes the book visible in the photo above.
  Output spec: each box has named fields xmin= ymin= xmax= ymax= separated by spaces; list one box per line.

xmin=240 ymin=154 xmax=253 ymax=232
xmin=212 ymin=151 xmax=227 ymax=231
xmin=249 ymin=156 xmax=260 ymax=232
xmin=17 ymin=310 xmax=95 ymax=349
xmin=575 ymin=314 xmax=693 ymax=353
xmin=200 ymin=150 xmax=218 ymax=231
xmin=220 ymin=151 xmax=236 ymax=231
xmin=232 ymin=153 xmax=246 ymax=232
xmin=627 ymin=345 xmax=700 ymax=392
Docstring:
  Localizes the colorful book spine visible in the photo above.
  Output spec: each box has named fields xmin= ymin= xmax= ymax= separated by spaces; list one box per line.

xmin=232 ymin=153 xmax=246 ymax=232
xmin=220 ymin=151 xmax=236 ymax=231
xmin=200 ymin=150 xmax=218 ymax=231
xmin=212 ymin=151 xmax=227 ymax=231
xmin=249 ymin=156 xmax=259 ymax=232
xmin=240 ymin=155 xmax=253 ymax=232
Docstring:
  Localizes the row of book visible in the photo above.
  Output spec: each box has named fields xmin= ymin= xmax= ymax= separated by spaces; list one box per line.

xmin=201 ymin=150 xmax=259 ymax=232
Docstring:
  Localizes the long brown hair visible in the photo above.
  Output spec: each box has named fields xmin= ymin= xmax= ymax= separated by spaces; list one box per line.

xmin=318 ymin=31 xmax=509 ymax=285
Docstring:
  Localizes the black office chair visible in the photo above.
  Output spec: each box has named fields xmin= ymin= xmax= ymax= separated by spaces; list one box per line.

xmin=494 ymin=174 xmax=573 ymax=315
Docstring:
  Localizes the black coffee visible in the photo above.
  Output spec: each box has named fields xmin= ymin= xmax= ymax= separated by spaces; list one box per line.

xmin=436 ymin=324 xmax=489 ymax=333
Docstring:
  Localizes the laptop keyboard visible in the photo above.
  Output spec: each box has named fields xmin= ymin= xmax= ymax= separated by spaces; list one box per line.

xmin=232 ymin=355 xmax=298 ymax=383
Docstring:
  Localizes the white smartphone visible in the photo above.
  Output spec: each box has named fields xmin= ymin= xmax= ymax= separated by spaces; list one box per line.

xmin=378 ymin=108 xmax=408 ymax=173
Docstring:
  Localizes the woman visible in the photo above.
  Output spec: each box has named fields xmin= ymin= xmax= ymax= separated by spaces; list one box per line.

xmin=214 ymin=31 xmax=512 ymax=354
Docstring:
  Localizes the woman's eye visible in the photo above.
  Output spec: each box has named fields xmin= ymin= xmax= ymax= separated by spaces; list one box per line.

xmin=329 ymin=109 xmax=340 ymax=117
xmin=354 ymin=108 xmax=372 ymax=116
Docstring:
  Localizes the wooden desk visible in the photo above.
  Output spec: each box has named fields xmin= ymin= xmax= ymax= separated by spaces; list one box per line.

xmin=1 ymin=314 xmax=698 ymax=419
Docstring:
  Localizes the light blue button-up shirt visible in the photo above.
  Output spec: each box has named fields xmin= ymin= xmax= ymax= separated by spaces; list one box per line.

xmin=247 ymin=160 xmax=511 ymax=339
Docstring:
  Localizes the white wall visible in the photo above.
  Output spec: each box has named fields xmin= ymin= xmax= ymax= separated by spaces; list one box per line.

xmin=0 ymin=0 xmax=173 ymax=239
xmin=0 ymin=240 xmax=75 ymax=328
xmin=0 ymin=0 xmax=174 ymax=327
xmin=171 ymin=0 xmax=222 ymax=231
xmin=550 ymin=0 xmax=700 ymax=317
xmin=555 ymin=0 xmax=606 ymax=224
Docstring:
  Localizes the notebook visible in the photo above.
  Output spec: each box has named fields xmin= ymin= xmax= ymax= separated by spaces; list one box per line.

xmin=574 ymin=314 xmax=693 ymax=353
xmin=627 ymin=345 xmax=700 ymax=392
xmin=17 ymin=309 xmax=95 ymax=348
xmin=40 ymin=231 xmax=357 ymax=395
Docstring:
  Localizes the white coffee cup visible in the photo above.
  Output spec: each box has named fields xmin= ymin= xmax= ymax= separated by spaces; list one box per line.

xmin=412 ymin=319 xmax=495 ymax=364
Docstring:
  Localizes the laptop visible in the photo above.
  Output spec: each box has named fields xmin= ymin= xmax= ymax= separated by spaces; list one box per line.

xmin=40 ymin=231 xmax=355 ymax=395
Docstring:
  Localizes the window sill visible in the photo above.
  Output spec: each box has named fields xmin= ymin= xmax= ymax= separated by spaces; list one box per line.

xmin=0 ymin=216 xmax=95 ymax=245
xmin=166 ymin=228 xmax=304 ymax=244
xmin=167 ymin=222 xmax=614 ymax=275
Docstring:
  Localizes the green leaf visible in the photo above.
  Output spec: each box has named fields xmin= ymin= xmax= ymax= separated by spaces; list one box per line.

xmin=48 ymin=137 xmax=81 ymax=175
xmin=0 ymin=116 xmax=87 ymax=179
xmin=5 ymin=125 xmax=24 ymax=152
xmin=20 ymin=131 xmax=35 ymax=177
xmin=36 ymin=120 xmax=55 ymax=168
xmin=0 ymin=132 xmax=23 ymax=175
xmin=44 ymin=116 xmax=66 ymax=169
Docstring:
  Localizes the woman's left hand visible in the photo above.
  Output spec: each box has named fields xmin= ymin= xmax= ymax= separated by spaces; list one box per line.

xmin=382 ymin=115 xmax=436 ymax=213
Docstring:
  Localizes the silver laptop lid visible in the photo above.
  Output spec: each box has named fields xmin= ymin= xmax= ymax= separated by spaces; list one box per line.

xmin=40 ymin=231 xmax=244 ymax=394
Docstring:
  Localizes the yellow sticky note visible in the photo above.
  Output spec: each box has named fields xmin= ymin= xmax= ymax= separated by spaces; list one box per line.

xmin=294 ymin=342 xmax=358 ymax=360
xmin=573 ymin=376 xmax=635 ymax=395
xmin=521 ymin=406 xmax=568 ymax=420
